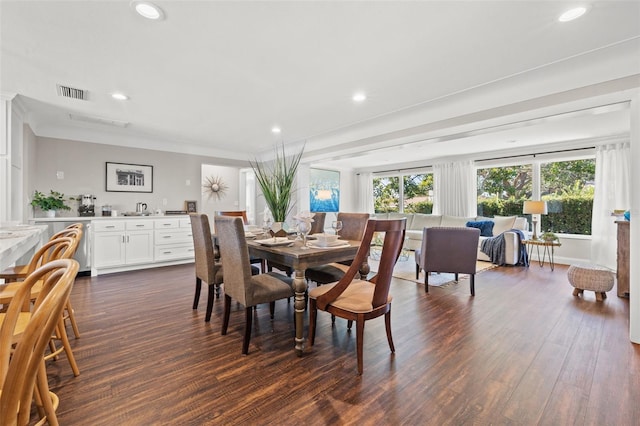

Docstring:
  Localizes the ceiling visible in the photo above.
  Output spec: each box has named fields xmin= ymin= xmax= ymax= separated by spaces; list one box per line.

xmin=1 ymin=1 xmax=639 ymax=171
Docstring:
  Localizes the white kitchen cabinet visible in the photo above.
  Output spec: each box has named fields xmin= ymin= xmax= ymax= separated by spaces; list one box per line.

xmin=93 ymin=220 xmax=153 ymax=269
xmin=153 ymin=218 xmax=194 ymax=262
xmin=90 ymin=216 xmax=194 ymax=276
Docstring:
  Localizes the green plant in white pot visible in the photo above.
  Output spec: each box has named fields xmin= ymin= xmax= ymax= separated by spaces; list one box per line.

xmin=31 ymin=190 xmax=71 ymax=217
xmin=250 ymin=143 xmax=304 ymax=235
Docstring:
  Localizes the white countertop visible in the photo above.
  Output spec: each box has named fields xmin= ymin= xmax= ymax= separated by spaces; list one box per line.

xmin=30 ymin=215 xmax=190 ymax=222
xmin=0 ymin=224 xmax=48 ymax=270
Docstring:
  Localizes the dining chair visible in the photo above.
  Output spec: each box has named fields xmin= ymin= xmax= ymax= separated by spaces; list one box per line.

xmin=0 ymin=223 xmax=83 ymax=283
xmin=1 ymin=224 xmax=83 ymax=339
xmin=216 ymin=210 xmax=248 ymax=224
xmin=189 ymin=213 xmax=225 ymax=322
xmin=305 ymin=212 xmax=370 ymax=285
xmin=308 ymin=218 xmax=406 ymax=375
xmin=415 ymin=226 xmax=480 ymax=295
xmin=216 ymin=210 xmax=265 ymax=272
xmin=0 ymin=236 xmax=82 ymax=377
xmin=214 ymin=216 xmax=294 ymax=354
xmin=0 ymin=258 xmax=78 ymax=426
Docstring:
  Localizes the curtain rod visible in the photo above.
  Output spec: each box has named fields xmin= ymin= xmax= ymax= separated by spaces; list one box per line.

xmin=477 ymin=146 xmax=595 ymax=163
xmin=369 ymin=146 xmax=596 ymax=175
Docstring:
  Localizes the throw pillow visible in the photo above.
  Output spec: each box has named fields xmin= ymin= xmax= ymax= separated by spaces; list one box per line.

xmin=466 ymin=220 xmax=494 ymax=237
xmin=492 ymin=215 xmax=517 ymax=235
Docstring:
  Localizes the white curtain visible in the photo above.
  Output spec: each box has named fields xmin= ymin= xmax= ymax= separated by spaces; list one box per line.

xmin=591 ymin=142 xmax=631 ymax=269
xmin=356 ymin=172 xmax=374 ymax=213
xmin=433 ymin=160 xmax=476 ymax=217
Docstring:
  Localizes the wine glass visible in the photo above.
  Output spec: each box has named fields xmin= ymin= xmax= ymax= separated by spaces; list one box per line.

xmin=298 ymin=220 xmax=312 ymax=249
xmin=332 ymin=220 xmax=343 ymax=237
xmin=262 ymin=217 xmax=272 ymax=238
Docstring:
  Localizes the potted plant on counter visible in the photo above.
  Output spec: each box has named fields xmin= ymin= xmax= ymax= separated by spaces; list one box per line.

xmin=31 ymin=190 xmax=71 ymax=217
xmin=250 ymin=143 xmax=304 ymax=236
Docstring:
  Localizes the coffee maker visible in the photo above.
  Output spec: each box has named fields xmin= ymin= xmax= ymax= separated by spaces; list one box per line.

xmin=78 ymin=194 xmax=96 ymax=216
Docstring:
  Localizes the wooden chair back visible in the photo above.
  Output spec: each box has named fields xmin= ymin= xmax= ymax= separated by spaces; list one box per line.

xmin=315 ymin=218 xmax=406 ymax=311
xmin=216 ymin=210 xmax=248 ymax=225
xmin=0 ymin=259 xmax=78 ymax=425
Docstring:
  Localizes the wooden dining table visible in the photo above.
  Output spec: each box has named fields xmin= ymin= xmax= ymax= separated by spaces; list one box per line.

xmin=247 ymin=237 xmax=369 ymax=356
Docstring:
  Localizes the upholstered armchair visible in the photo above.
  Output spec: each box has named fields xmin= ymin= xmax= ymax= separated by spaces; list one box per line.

xmin=415 ymin=226 xmax=480 ymax=295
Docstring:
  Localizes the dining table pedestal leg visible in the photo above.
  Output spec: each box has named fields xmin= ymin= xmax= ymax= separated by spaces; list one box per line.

xmin=293 ymin=268 xmax=307 ymax=356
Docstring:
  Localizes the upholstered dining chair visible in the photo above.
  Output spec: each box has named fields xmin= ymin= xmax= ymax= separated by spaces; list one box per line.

xmin=308 ymin=218 xmax=406 ymax=375
xmin=0 ymin=258 xmax=78 ymax=426
xmin=415 ymin=226 xmax=480 ymax=295
xmin=214 ymin=216 xmax=294 ymax=355
xmin=216 ymin=210 xmax=265 ymax=272
xmin=305 ymin=212 xmax=370 ymax=285
xmin=189 ymin=213 xmax=225 ymax=322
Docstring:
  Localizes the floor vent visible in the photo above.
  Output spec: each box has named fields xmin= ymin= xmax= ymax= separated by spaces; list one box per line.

xmin=57 ymin=84 xmax=88 ymax=100
xmin=68 ymin=113 xmax=129 ymax=128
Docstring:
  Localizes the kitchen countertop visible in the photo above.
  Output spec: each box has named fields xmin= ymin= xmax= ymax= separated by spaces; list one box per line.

xmin=0 ymin=224 xmax=48 ymax=270
xmin=30 ymin=215 xmax=190 ymax=222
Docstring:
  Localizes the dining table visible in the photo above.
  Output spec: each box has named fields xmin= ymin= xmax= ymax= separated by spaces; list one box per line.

xmin=0 ymin=224 xmax=48 ymax=271
xmin=247 ymin=236 xmax=369 ymax=356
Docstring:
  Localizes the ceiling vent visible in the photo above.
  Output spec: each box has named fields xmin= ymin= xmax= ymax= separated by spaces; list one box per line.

xmin=68 ymin=113 xmax=129 ymax=128
xmin=57 ymin=84 xmax=88 ymax=100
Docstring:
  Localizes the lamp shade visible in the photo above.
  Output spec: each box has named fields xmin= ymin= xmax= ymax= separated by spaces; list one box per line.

xmin=523 ymin=200 xmax=548 ymax=215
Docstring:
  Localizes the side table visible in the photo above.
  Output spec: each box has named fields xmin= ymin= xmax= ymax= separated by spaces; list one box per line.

xmin=523 ymin=239 xmax=561 ymax=271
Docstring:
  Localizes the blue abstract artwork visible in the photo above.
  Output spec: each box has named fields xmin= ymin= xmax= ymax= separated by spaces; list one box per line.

xmin=310 ymin=168 xmax=340 ymax=213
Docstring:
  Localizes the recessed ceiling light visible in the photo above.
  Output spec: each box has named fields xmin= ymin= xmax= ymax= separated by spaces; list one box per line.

xmin=352 ymin=92 xmax=367 ymax=103
xmin=558 ymin=6 xmax=588 ymax=22
xmin=271 ymin=126 xmax=281 ymax=134
xmin=111 ymin=92 xmax=129 ymax=101
xmin=131 ymin=1 xmax=165 ymax=20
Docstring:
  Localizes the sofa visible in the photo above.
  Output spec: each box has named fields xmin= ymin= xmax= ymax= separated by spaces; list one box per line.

xmin=372 ymin=213 xmax=528 ymax=265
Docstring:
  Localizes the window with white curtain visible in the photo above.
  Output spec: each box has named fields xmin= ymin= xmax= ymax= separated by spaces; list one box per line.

xmin=373 ymin=173 xmax=434 ymax=213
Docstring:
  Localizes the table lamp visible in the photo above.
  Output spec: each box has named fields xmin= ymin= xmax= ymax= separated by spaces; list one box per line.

xmin=523 ymin=200 xmax=547 ymax=240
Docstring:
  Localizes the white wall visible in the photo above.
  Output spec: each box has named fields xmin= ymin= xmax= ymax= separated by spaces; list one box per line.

xmin=200 ymin=164 xmax=241 ymax=218
xmin=30 ymin=136 xmax=243 ymax=217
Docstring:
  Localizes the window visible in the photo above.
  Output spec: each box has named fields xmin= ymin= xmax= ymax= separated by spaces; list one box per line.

xmin=403 ymin=174 xmax=433 ymax=213
xmin=373 ymin=176 xmax=399 ymax=213
xmin=540 ymin=159 xmax=595 ymax=235
xmin=373 ymin=173 xmax=434 ymax=213
xmin=476 ymin=156 xmax=595 ymax=236
xmin=476 ymin=164 xmax=532 ymax=217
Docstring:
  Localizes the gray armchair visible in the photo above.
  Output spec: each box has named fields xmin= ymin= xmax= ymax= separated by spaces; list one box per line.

xmin=415 ymin=226 xmax=480 ymax=295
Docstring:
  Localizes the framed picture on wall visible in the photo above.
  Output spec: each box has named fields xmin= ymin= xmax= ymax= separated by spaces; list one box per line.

xmin=310 ymin=168 xmax=340 ymax=213
xmin=185 ymin=200 xmax=197 ymax=213
xmin=105 ymin=162 xmax=153 ymax=193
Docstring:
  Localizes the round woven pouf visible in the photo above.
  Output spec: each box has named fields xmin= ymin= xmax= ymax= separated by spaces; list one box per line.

xmin=567 ymin=263 xmax=614 ymax=301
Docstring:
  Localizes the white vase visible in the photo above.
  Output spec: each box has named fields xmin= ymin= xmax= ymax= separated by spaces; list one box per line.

xmin=270 ymin=221 xmax=289 ymax=237
xmin=46 ymin=210 xmax=56 ymax=218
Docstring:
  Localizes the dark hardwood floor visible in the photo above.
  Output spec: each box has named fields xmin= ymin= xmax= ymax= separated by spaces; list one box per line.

xmin=44 ymin=261 xmax=639 ymax=425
